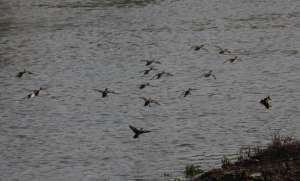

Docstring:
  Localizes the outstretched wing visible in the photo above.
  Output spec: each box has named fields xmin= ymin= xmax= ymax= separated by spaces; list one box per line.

xmin=200 ymin=73 xmax=206 ymax=78
xmin=223 ymin=59 xmax=230 ymax=64
xmin=108 ymin=90 xmax=119 ymax=94
xmin=149 ymin=66 xmax=157 ymax=70
xmin=16 ymin=72 xmax=24 ymax=78
xmin=212 ymin=74 xmax=217 ymax=80
xmin=165 ymin=72 xmax=173 ymax=76
xmin=214 ymin=45 xmax=223 ymax=51
xmin=153 ymin=61 xmax=161 ymax=64
xmin=151 ymin=99 xmax=160 ymax=105
xmin=192 ymin=45 xmax=203 ymax=50
xmin=139 ymin=69 xmax=147 ymax=73
xmin=151 ymin=74 xmax=158 ymax=80
xmin=93 ymin=89 xmax=104 ymax=93
xmin=142 ymin=130 xmax=151 ymax=133
xmin=149 ymin=84 xmax=157 ymax=87
xmin=129 ymin=125 xmax=139 ymax=134
xmin=139 ymin=97 xmax=148 ymax=101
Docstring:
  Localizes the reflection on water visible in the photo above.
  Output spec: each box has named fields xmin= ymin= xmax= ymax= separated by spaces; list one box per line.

xmin=0 ymin=0 xmax=300 ymax=180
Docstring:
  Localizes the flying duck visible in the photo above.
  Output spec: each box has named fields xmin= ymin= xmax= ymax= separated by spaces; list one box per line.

xmin=224 ymin=56 xmax=239 ymax=63
xmin=139 ymin=83 xmax=156 ymax=89
xmin=141 ymin=59 xmax=161 ymax=66
xmin=192 ymin=44 xmax=207 ymax=51
xmin=151 ymin=71 xmax=173 ymax=80
xmin=17 ymin=69 xmax=33 ymax=78
xmin=129 ymin=125 xmax=151 ymax=139
xmin=215 ymin=46 xmax=231 ymax=54
xmin=260 ymin=96 xmax=271 ymax=109
xmin=202 ymin=70 xmax=216 ymax=80
xmin=26 ymin=87 xmax=44 ymax=99
xmin=140 ymin=67 xmax=157 ymax=75
xmin=94 ymin=88 xmax=118 ymax=98
xmin=183 ymin=88 xmax=196 ymax=97
xmin=139 ymin=97 xmax=160 ymax=107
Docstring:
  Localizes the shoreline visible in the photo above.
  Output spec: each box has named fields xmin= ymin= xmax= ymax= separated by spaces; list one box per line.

xmin=175 ymin=135 xmax=300 ymax=181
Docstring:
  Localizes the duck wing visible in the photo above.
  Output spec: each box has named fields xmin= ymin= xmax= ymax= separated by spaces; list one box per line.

xmin=108 ymin=90 xmax=119 ymax=94
xmin=150 ymin=100 xmax=160 ymax=105
xmin=151 ymin=74 xmax=159 ymax=79
xmin=149 ymin=66 xmax=157 ymax=70
xmin=183 ymin=91 xmax=190 ymax=97
xmin=223 ymin=59 xmax=230 ymax=63
xmin=211 ymin=74 xmax=217 ymax=80
xmin=141 ymin=130 xmax=151 ymax=134
xmin=139 ymin=97 xmax=148 ymax=101
xmin=93 ymin=89 xmax=104 ymax=93
xmin=129 ymin=125 xmax=140 ymax=134
xmin=16 ymin=72 xmax=24 ymax=78
xmin=165 ymin=72 xmax=173 ymax=76
xmin=214 ymin=45 xmax=223 ymax=51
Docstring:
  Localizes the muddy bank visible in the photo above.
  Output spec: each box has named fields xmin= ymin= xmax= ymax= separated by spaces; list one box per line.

xmin=190 ymin=135 xmax=300 ymax=181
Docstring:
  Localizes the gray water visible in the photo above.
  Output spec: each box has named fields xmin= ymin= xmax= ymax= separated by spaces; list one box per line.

xmin=0 ymin=0 xmax=300 ymax=180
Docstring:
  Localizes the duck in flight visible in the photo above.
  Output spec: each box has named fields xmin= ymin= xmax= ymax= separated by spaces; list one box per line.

xmin=192 ymin=44 xmax=207 ymax=51
xmin=151 ymin=71 xmax=173 ymax=80
xmin=140 ymin=67 xmax=157 ymax=75
xmin=224 ymin=56 xmax=239 ymax=63
xmin=94 ymin=88 xmax=118 ymax=98
xmin=139 ymin=97 xmax=160 ymax=107
xmin=26 ymin=87 xmax=44 ymax=99
xmin=260 ymin=96 xmax=271 ymax=109
xmin=139 ymin=83 xmax=156 ymax=89
xmin=141 ymin=59 xmax=161 ymax=66
xmin=129 ymin=125 xmax=151 ymax=139
xmin=183 ymin=88 xmax=197 ymax=97
xmin=17 ymin=69 xmax=33 ymax=78
xmin=215 ymin=46 xmax=231 ymax=54
xmin=202 ymin=70 xmax=216 ymax=80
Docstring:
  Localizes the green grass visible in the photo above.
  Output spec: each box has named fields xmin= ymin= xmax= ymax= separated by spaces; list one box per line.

xmin=184 ymin=164 xmax=204 ymax=178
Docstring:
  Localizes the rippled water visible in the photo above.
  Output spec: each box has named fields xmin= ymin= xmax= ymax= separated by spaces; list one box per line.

xmin=0 ymin=0 xmax=300 ymax=180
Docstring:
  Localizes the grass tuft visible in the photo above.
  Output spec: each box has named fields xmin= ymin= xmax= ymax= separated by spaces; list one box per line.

xmin=192 ymin=134 xmax=300 ymax=181
xmin=184 ymin=164 xmax=204 ymax=178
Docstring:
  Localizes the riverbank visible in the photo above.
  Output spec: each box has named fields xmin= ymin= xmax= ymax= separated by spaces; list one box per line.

xmin=186 ymin=135 xmax=300 ymax=181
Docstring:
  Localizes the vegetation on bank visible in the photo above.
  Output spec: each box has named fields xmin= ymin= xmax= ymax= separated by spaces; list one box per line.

xmin=173 ymin=135 xmax=300 ymax=181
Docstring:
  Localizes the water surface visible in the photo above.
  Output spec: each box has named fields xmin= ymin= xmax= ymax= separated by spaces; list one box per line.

xmin=0 ymin=0 xmax=300 ymax=180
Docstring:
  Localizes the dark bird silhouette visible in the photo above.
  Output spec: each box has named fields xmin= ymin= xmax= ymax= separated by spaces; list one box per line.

xmin=139 ymin=97 xmax=160 ymax=107
xmin=202 ymin=70 xmax=216 ymax=80
xmin=17 ymin=69 xmax=33 ymax=78
xmin=224 ymin=56 xmax=239 ymax=63
xmin=94 ymin=88 xmax=118 ymax=98
xmin=183 ymin=88 xmax=196 ymax=97
xmin=26 ymin=87 xmax=44 ymax=99
xmin=151 ymin=71 xmax=173 ymax=80
xmin=192 ymin=44 xmax=207 ymax=51
xmin=260 ymin=96 xmax=271 ymax=109
xmin=140 ymin=67 xmax=157 ymax=75
xmin=129 ymin=125 xmax=151 ymax=139
xmin=141 ymin=59 xmax=161 ymax=66
xmin=215 ymin=46 xmax=231 ymax=54
xmin=139 ymin=83 xmax=156 ymax=89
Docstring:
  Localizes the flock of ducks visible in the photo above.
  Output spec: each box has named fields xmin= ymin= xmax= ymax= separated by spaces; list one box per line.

xmin=17 ymin=44 xmax=272 ymax=139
